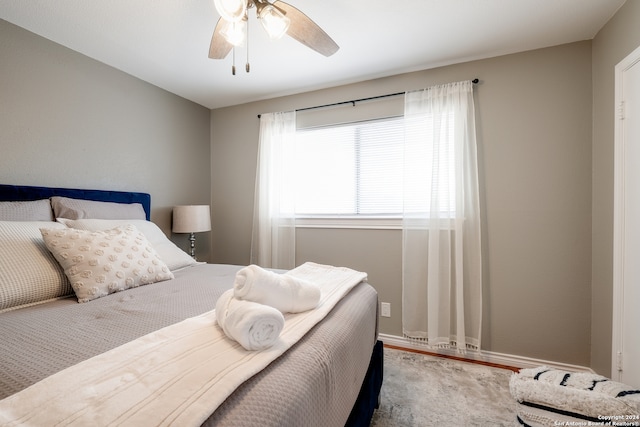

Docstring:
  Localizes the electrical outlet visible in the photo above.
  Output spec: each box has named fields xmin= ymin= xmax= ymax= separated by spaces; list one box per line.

xmin=381 ymin=302 xmax=391 ymax=318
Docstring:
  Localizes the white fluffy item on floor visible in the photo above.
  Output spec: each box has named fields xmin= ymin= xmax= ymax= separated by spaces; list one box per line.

xmin=515 ymin=403 xmax=592 ymax=427
xmin=510 ymin=366 xmax=640 ymax=423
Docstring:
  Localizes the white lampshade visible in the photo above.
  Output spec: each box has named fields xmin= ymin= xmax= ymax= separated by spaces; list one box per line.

xmin=221 ymin=19 xmax=246 ymax=46
xmin=214 ymin=0 xmax=247 ymax=22
xmin=259 ymin=4 xmax=290 ymax=40
xmin=172 ymin=205 xmax=211 ymax=233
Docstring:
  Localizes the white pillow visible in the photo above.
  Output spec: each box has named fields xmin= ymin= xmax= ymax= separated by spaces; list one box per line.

xmin=57 ymin=218 xmax=197 ymax=271
xmin=0 ymin=199 xmax=53 ymax=221
xmin=0 ymin=221 xmax=71 ymax=312
xmin=51 ymin=196 xmax=146 ymax=220
xmin=40 ymin=224 xmax=174 ymax=303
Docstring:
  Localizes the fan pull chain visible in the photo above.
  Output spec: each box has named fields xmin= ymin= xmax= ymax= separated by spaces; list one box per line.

xmin=232 ymin=48 xmax=236 ymax=75
xmin=245 ymin=16 xmax=250 ymax=73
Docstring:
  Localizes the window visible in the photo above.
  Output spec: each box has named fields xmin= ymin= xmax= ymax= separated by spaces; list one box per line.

xmin=295 ymin=117 xmax=404 ymax=217
xmin=294 ymin=113 xmax=457 ymax=222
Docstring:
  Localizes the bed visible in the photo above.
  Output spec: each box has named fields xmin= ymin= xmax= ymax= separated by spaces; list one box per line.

xmin=0 ymin=184 xmax=383 ymax=427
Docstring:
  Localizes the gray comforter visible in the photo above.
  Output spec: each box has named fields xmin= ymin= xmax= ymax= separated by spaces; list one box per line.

xmin=0 ymin=263 xmax=378 ymax=426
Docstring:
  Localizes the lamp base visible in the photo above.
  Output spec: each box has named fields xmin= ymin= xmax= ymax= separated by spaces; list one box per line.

xmin=189 ymin=232 xmax=197 ymax=260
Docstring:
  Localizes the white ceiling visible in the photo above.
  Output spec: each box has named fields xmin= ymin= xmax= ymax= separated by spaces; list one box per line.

xmin=0 ymin=0 xmax=626 ymax=109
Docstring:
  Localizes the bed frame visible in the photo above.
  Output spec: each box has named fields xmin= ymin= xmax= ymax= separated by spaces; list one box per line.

xmin=0 ymin=183 xmax=383 ymax=426
xmin=0 ymin=184 xmax=151 ymax=220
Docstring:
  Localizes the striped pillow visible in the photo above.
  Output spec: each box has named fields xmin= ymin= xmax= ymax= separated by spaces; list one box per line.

xmin=51 ymin=197 xmax=146 ymax=220
xmin=0 ymin=221 xmax=72 ymax=312
xmin=0 ymin=200 xmax=53 ymax=221
xmin=510 ymin=366 xmax=640 ymax=420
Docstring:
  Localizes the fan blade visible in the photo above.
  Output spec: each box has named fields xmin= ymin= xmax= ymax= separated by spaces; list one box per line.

xmin=273 ymin=1 xmax=339 ymax=57
xmin=209 ymin=18 xmax=234 ymax=59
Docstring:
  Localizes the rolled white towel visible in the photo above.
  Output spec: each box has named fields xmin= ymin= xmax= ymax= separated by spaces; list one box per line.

xmin=215 ymin=289 xmax=285 ymax=351
xmin=233 ymin=264 xmax=321 ymax=313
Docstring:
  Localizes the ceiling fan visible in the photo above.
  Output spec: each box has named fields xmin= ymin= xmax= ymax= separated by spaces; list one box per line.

xmin=209 ymin=0 xmax=339 ymax=74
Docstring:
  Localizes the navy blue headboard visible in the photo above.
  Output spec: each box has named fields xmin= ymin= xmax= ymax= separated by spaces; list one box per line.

xmin=0 ymin=184 xmax=151 ymax=220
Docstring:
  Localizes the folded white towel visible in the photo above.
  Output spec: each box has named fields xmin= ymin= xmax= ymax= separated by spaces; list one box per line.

xmin=233 ymin=264 xmax=321 ymax=313
xmin=215 ymin=289 xmax=284 ymax=351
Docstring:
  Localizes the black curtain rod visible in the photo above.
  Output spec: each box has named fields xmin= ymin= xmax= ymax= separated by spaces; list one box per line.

xmin=257 ymin=78 xmax=479 ymax=118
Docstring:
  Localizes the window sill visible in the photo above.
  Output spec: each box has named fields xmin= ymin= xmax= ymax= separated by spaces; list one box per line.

xmin=294 ymin=215 xmax=461 ymax=230
xmin=295 ymin=216 xmax=401 ymax=230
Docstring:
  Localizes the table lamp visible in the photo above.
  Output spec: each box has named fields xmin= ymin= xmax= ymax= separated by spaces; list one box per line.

xmin=172 ymin=205 xmax=211 ymax=259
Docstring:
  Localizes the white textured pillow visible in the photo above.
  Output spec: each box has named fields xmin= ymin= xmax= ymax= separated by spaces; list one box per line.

xmin=0 ymin=221 xmax=72 ymax=312
xmin=0 ymin=199 xmax=53 ymax=221
xmin=56 ymin=219 xmax=198 ymax=271
xmin=51 ymin=196 xmax=146 ymax=220
xmin=40 ymin=224 xmax=174 ymax=303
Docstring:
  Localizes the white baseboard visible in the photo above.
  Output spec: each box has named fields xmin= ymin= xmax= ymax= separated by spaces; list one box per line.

xmin=378 ymin=333 xmax=594 ymax=373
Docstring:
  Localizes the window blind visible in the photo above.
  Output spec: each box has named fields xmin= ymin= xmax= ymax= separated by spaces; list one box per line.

xmin=294 ymin=117 xmax=404 ymax=216
xmin=294 ymin=112 xmax=457 ymax=217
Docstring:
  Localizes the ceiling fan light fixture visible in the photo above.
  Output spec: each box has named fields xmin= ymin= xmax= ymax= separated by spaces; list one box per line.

xmin=258 ymin=5 xmax=290 ymax=40
xmin=214 ymin=0 xmax=247 ymax=22
xmin=221 ymin=20 xmax=246 ymax=46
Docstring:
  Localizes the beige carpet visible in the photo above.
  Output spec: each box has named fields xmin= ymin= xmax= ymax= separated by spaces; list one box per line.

xmin=370 ymin=347 xmax=518 ymax=426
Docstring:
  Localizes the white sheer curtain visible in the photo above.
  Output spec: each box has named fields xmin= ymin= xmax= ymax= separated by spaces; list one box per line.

xmin=250 ymin=111 xmax=297 ymax=269
xmin=402 ymin=80 xmax=482 ymax=352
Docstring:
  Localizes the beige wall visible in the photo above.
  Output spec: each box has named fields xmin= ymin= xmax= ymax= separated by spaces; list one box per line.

xmin=591 ymin=0 xmax=640 ymax=376
xmin=211 ymin=41 xmax=594 ymax=366
xmin=4 ymin=1 xmax=637 ymax=370
xmin=0 ymin=19 xmax=212 ymax=261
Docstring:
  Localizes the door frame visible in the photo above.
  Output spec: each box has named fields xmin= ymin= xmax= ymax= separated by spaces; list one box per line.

xmin=612 ymin=44 xmax=640 ymax=381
